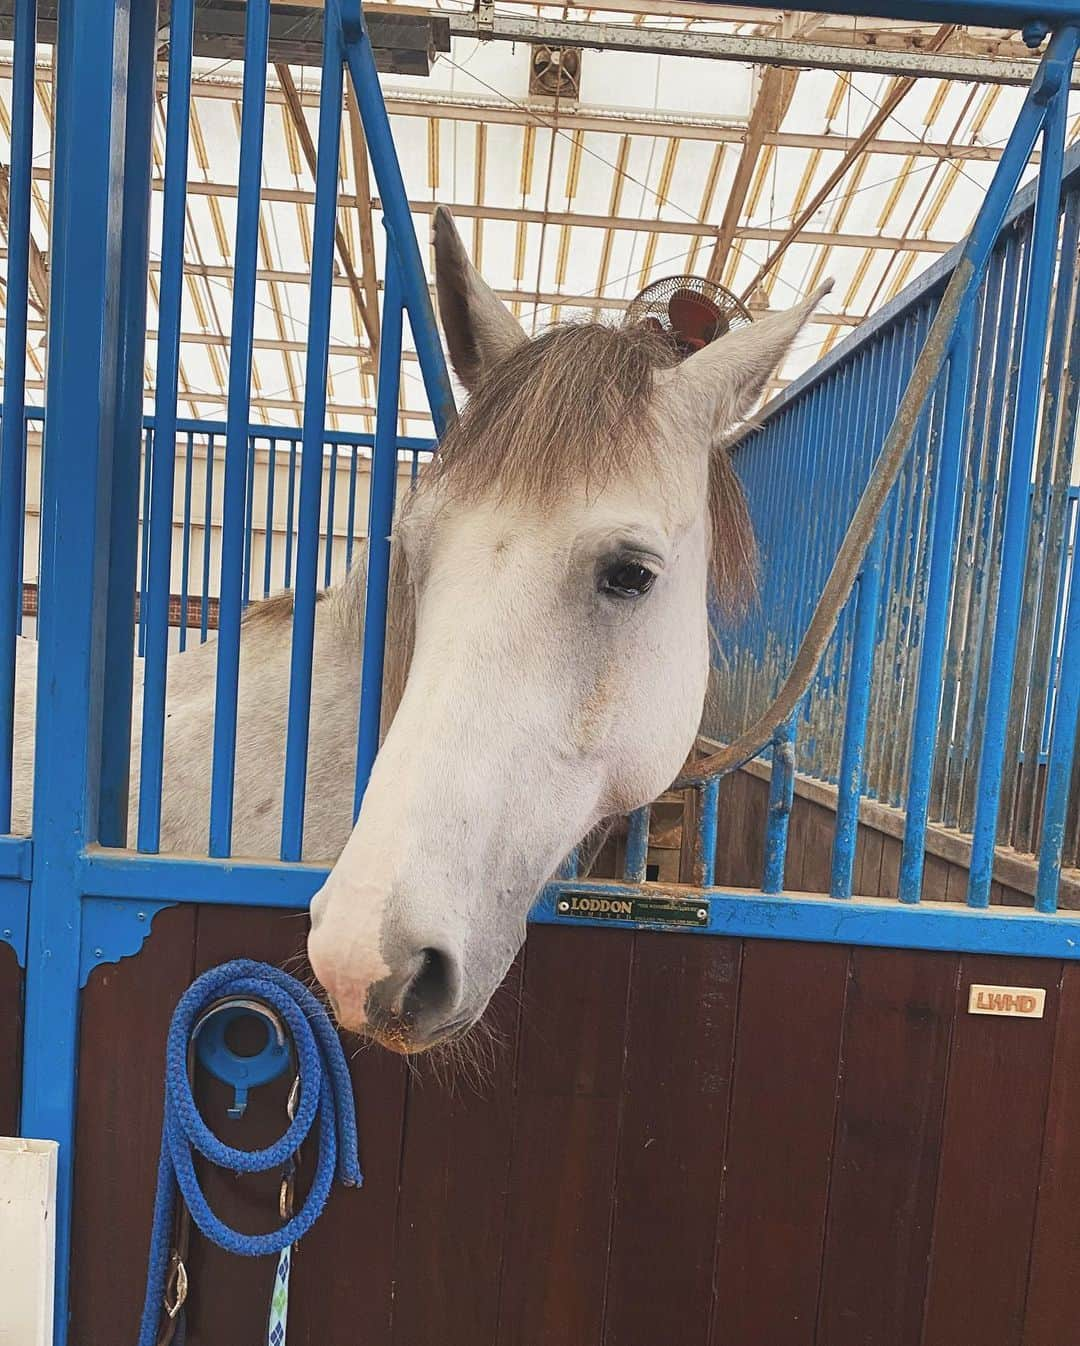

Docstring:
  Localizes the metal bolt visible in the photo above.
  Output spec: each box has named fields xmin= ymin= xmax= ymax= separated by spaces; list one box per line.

xmin=557 ymin=900 xmax=570 ymax=913
xmin=94 ymin=947 xmax=104 ymax=959
xmin=697 ymin=908 xmax=708 ymax=920
xmin=1 ymin=928 xmax=11 ymax=940
xmin=136 ymin=910 xmax=146 ymax=922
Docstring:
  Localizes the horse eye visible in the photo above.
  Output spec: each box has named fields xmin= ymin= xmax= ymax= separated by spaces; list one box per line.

xmin=599 ymin=561 xmax=656 ymax=599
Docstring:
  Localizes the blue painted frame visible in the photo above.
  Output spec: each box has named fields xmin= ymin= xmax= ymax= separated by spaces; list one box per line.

xmin=7 ymin=4 xmax=1080 ymax=1343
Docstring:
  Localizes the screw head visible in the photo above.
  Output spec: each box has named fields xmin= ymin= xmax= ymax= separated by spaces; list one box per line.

xmin=94 ymin=947 xmax=104 ymax=959
xmin=1 ymin=928 xmax=11 ymax=940
xmin=557 ymin=900 xmax=570 ymax=913
xmin=697 ymin=908 xmax=708 ymax=920
xmin=136 ymin=910 xmax=146 ymax=922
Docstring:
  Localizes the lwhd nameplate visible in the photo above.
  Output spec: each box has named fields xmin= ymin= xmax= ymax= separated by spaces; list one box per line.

xmin=967 ymin=984 xmax=1046 ymax=1018
xmin=556 ymin=892 xmax=709 ymax=929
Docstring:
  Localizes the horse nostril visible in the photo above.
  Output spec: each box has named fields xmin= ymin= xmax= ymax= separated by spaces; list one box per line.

xmin=400 ymin=947 xmax=454 ymax=1022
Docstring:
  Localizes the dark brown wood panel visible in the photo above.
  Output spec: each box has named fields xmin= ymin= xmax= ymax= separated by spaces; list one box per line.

xmin=921 ymin=955 xmax=1062 ymax=1346
xmin=70 ymin=904 xmax=198 ymax=1343
xmin=183 ymin=905 xmax=410 ymax=1346
xmin=817 ymin=948 xmax=958 ymax=1346
xmin=711 ymin=941 xmax=849 ymax=1346
xmin=1021 ymin=962 xmax=1080 ymax=1346
xmin=390 ymin=957 xmax=525 ymax=1346
xmin=496 ymin=925 xmax=633 ymax=1346
xmin=602 ymin=933 xmax=741 ymax=1346
xmin=0 ymin=937 xmax=22 ymax=1134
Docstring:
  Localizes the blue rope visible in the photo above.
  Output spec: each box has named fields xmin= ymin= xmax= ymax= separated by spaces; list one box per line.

xmin=136 ymin=959 xmax=362 ymax=1346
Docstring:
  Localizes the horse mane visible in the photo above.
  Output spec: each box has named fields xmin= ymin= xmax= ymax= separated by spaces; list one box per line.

xmin=422 ymin=319 xmax=757 ymax=615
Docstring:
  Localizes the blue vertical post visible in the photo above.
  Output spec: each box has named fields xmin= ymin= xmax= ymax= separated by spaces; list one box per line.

xmin=209 ymin=0 xmax=270 ymax=856
xmin=99 ymin=0 xmax=158 ymax=848
xmin=623 ymin=807 xmax=651 ymax=884
xmin=138 ymin=0 xmax=194 ymax=851
xmin=898 ymin=319 xmax=977 ymax=903
xmin=1036 ymin=528 xmax=1080 ymax=910
xmin=243 ymin=434 xmax=257 ymax=607
xmin=179 ymin=431 xmax=194 ymax=652
xmin=969 ymin=32 xmax=1078 ymax=906
xmin=324 ymin=440 xmax=339 ymax=587
xmin=354 ymin=251 xmax=403 ymax=815
xmin=346 ymin=443 xmax=359 ymax=570
xmin=284 ymin=435 xmax=298 ymax=590
xmin=138 ymin=427 xmax=153 ymax=657
xmin=763 ymin=716 xmax=796 ymax=894
xmin=0 ymin=0 xmax=36 ymax=830
xmin=339 ymin=0 xmax=454 ymax=436
xmin=263 ymin=437 xmax=277 ymax=597
xmin=694 ymin=777 xmax=720 ymax=888
xmin=21 ymin=2 xmax=131 ymax=1339
xmin=200 ymin=433 xmax=215 ymax=643
xmin=281 ymin=5 xmax=343 ymax=860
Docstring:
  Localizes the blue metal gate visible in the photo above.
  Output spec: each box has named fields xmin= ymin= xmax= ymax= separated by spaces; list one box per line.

xmin=2 ymin=1 xmax=1080 ymax=1341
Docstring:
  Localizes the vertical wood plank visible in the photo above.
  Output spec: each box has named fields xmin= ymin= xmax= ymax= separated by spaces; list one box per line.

xmin=602 ymin=933 xmax=741 ymax=1346
xmin=1021 ymin=962 xmax=1080 ymax=1346
xmin=496 ymin=925 xmax=633 ymax=1346
xmin=0 ymin=939 xmax=23 ymax=1135
xmin=855 ymin=825 xmax=884 ymax=898
xmin=391 ymin=957 xmax=525 ymax=1346
xmin=69 ymin=905 xmax=198 ymax=1342
xmin=800 ymin=801 xmax=836 ymax=894
xmin=878 ymin=835 xmax=902 ymax=900
xmin=183 ymin=905 xmax=409 ymax=1346
xmin=710 ymin=941 xmax=849 ymax=1346
xmin=921 ymin=955 xmax=1061 ymax=1346
xmin=817 ymin=948 xmax=958 ymax=1346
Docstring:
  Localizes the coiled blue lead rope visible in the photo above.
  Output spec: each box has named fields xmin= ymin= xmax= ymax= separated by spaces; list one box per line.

xmin=136 ymin=960 xmax=362 ymax=1346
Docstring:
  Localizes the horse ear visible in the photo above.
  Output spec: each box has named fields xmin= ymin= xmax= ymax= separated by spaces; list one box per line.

xmin=663 ymin=280 xmax=833 ymax=437
xmin=433 ymin=206 xmax=526 ymax=392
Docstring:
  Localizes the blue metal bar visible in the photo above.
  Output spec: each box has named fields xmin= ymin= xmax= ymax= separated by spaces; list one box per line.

xmin=898 ymin=318 xmax=977 ymax=902
xmin=695 ymin=779 xmax=720 ymax=888
xmin=0 ymin=0 xmax=35 ymax=831
xmin=138 ymin=0 xmax=194 ymax=851
xmin=346 ymin=443 xmax=359 ymax=571
xmin=763 ymin=717 xmax=796 ymax=894
xmin=263 ymin=437 xmax=277 ymax=598
xmin=138 ymin=427 xmax=153 ymax=658
xmin=281 ymin=5 xmax=343 ymax=861
xmin=831 ymin=345 xmax=893 ymax=897
xmin=200 ymin=433 xmax=216 ymax=643
xmin=339 ymin=0 xmax=454 ymax=436
xmin=15 ymin=415 xmax=26 ymax=639
xmin=324 ymin=439 xmax=339 ymax=587
xmin=209 ymin=0 xmax=271 ymax=856
xmin=354 ymin=251 xmax=403 ymax=815
xmin=968 ymin=33 xmax=1079 ymax=906
xmin=21 ymin=1 xmax=130 ymax=1337
xmin=243 ymin=434 xmax=257 ymax=607
xmin=99 ymin=0 xmax=158 ymax=849
xmin=284 ymin=434 xmax=298 ymax=591
xmin=623 ymin=806 xmax=651 ymax=883
xmin=1037 ymin=515 xmax=1080 ymax=910
xmin=179 ymin=431 xmax=194 ymax=653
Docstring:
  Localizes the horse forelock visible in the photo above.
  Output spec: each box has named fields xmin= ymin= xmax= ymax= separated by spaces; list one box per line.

xmin=418 ymin=319 xmax=758 ymax=614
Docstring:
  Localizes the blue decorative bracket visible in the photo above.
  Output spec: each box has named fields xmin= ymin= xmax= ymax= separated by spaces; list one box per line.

xmin=79 ymin=897 xmax=175 ymax=987
xmin=0 ymin=877 xmax=29 ymax=966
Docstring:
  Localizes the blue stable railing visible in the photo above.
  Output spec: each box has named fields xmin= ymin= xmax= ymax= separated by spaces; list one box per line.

xmin=3 ymin=2 xmax=1080 ymax=1342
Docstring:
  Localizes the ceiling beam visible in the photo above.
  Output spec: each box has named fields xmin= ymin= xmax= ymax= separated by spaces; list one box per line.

xmin=275 ymin=62 xmax=379 ymax=350
xmin=33 ymin=168 xmax=946 ymax=253
xmin=706 ymin=63 xmax=798 ymax=283
xmin=447 ymin=14 xmax=1076 ymax=88
xmin=738 ymin=25 xmax=956 ymax=298
xmin=0 ymin=165 xmax=48 ymax=313
xmin=0 ymin=61 xmax=1034 ymax=163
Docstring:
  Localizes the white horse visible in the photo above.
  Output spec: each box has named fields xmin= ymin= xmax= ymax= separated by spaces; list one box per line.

xmin=12 ymin=208 xmax=828 ymax=1052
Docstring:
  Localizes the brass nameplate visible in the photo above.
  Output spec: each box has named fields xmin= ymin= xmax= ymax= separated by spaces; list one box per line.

xmin=968 ymin=984 xmax=1046 ymax=1018
xmin=556 ymin=892 xmax=709 ymax=928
